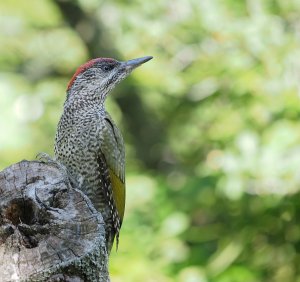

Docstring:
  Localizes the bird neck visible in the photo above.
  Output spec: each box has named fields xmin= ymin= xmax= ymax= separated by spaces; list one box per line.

xmin=65 ymin=86 xmax=108 ymax=111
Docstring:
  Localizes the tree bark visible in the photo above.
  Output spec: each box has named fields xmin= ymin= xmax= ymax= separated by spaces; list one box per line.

xmin=0 ymin=160 xmax=110 ymax=282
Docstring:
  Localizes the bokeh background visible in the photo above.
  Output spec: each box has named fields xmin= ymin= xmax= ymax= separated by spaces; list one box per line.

xmin=1 ymin=0 xmax=300 ymax=281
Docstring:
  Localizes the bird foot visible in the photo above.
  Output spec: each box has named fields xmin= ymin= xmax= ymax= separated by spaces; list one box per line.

xmin=36 ymin=152 xmax=67 ymax=175
xmin=36 ymin=152 xmax=54 ymax=163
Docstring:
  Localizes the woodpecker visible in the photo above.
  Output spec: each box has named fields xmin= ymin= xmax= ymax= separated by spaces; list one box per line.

xmin=54 ymin=56 xmax=153 ymax=252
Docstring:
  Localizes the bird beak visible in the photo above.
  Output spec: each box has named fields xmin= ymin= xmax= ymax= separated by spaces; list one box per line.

xmin=122 ymin=56 xmax=153 ymax=71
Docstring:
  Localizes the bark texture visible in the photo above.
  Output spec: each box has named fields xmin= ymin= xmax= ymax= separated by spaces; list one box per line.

xmin=0 ymin=160 xmax=110 ymax=282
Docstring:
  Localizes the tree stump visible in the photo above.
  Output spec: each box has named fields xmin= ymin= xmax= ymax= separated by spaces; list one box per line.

xmin=0 ymin=160 xmax=110 ymax=282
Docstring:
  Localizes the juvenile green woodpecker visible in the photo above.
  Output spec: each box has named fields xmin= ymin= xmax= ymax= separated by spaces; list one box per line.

xmin=54 ymin=56 xmax=153 ymax=252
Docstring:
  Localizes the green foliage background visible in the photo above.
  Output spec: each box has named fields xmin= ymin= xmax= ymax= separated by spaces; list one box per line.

xmin=1 ymin=0 xmax=300 ymax=281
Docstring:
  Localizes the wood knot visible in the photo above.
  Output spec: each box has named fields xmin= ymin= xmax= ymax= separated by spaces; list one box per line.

xmin=1 ymin=198 xmax=49 ymax=248
xmin=5 ymin=198 xmax=35 ymax=226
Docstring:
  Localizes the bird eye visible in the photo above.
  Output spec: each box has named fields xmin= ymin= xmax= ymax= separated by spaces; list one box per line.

xmin=103 ymin=65 xmax=113 ymax=72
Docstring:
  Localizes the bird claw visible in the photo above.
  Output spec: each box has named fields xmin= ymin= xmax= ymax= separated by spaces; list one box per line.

xmin=36 ymin=152 xmax=54 ymax=163
xmin=36 ymin=152 xmax=67 ymax=174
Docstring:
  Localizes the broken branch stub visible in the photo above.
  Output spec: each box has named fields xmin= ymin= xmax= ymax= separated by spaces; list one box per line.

xmin=0 ymin=160 xmax=110 ymax=282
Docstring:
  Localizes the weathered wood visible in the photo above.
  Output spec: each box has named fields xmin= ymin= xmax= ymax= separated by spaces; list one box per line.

xmin=0 ymin=160 xmax=110 ymax=282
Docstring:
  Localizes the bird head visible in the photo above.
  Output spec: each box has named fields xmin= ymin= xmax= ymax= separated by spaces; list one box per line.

xmin=66 ymin=56 xmax=153 ymax=102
